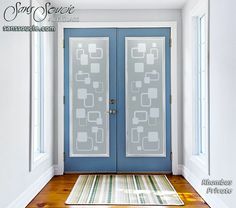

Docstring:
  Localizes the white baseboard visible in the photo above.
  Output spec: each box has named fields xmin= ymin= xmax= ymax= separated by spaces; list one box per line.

xmin=179 ymin=165 xmax=229 ymax=208
xmin=54 ymin=164 xmax=63 ymax=175
xmin=7 ymin=166 xmax=54 ymax=208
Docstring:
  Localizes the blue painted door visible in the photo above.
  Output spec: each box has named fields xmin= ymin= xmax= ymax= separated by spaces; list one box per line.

xmin=64 ymin=28 xmax=117 ymax=172
xmin=64 ymin=28 xmax=171 ymax=172
xmin=116 ymin=28 xmax=172 ymax=172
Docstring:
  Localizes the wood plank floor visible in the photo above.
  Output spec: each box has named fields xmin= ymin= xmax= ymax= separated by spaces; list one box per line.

xmin=27 ymin=174 xmax=210 ymax=208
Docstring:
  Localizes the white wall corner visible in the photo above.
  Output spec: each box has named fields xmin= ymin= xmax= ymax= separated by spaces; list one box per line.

xmin=54 ymin=164 xmax=64 ymax=175
xmin=176 ymin=164 xmax=183 ymax=175
xmin=179 ymin=165 xmax=229 ymax=208
xmin=171 ymin=162 xmax=182 ymax=175
xmin=6 ymin=166 xmax=54 ymax=208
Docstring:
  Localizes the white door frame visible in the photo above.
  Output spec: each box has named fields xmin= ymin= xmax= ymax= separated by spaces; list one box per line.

xmin=56 ymin=21 xmax=179 ymax=175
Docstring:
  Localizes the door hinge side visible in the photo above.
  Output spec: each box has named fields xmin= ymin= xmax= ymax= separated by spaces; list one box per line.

xmin=171 ymin=152 xmax=173 ymax=161
xmin=170 ymin=95 xmax=172 ymax=105
xmin=64 ymin=152 xmax=66 ymax=161
xmin=63 ymin=39 xmax=65 ymax=48
xmin=63 ymin=95 xmax=65 ymax=104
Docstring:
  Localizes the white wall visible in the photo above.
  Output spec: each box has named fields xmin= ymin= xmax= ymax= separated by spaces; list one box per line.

xmin=0 ymin=0 xmax=55 ymax=207
xmin=182 ymin=0 xmax=236 ymax=207
xmin=53 ymin=9 xmax=184 ymax=169
xmin=209 ymin=0 xmax=236 ymax=206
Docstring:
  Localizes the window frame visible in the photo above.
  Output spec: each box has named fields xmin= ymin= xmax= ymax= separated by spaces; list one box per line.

xmin=197 ymin=14 xmax=208 ymax=156
xmin=29 ymin=15 xmax=48 ymax=171
xmin=191 ymin=0 xmax=210 ymax=175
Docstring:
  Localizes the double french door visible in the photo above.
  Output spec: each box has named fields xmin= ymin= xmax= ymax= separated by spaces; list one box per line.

xmin=64 ymin=28 xmax=171 ymax=172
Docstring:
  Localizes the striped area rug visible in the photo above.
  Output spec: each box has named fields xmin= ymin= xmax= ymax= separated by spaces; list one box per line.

xmin=66 ymin=175 xmax=184 ymax=205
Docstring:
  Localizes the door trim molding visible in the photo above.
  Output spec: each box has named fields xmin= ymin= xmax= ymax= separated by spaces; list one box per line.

xmin=57 ymin=22 xmax=179 ymax=175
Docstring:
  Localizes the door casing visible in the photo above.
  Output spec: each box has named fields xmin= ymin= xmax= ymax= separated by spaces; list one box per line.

xmin=56 ymin=22 xmax=179 ymax=175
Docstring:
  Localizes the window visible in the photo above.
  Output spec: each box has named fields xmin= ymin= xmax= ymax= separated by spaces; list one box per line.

xmin=33 ymin=28 xmax=44 ymax=157
xmin=30 ymin=19 xmax=47 ymax=170
xmin=191 ymin=0 xmax=209 ymax=174
xmin=193 ymin=11 xmax=209 ymax=164
xmin=197 ymin=14 xmax=208 ymax=155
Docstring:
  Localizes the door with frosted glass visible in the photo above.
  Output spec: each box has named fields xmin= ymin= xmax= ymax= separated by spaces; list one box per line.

xmin=117 ymin=28 xmax=171 ymax=172
xmin=64 ymin=28 xmax=171 ymax=172
xmin=64 ymin=29 xmax=117 ymax=172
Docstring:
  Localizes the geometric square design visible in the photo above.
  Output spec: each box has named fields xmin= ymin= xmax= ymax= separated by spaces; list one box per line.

xmin=93 ymin=81 xmax=99 ymax=89
xmin=135 ymin=81 xmax=142 ymax=88
xmin=78 ymin=89 xmax=87 ymax=99
xmin=134 ymin=63 xmax=144 ymax=72
xmin=144 ymin=77 xmax=150 ymax=84
xmin=152 ymin=42 xmax=157 ymax=47
xmin=98 ymin=97 xmax=103 ymax=102
xmin=70 ymin=37 xmax=110 ymax=157
xmin=137 ymin=146 xmax=142 ymax=151
xmin=91 ymin=63 xmax=100 ymax=73
xmin=146 ymin=54 xmax=154 ymax=65
xmin=76 ymin=108 xmax=86 ymax=118
xmin=137 ymin=43 xmax=146 ymax=52
xmin=132 ymin=117 xmax=139 ymax=125
xmin=125 ymin=37 xmax=166 ymax=157
xmin=148 ymin=132 xmax=158 ymax=142
xmin=80 ymin=54 xmax=88 ymax=65
xmin=88 ymin=44 xmax=96 ymax=53
xmin=135 ymin=111 xmax=147 ymax=121
xmin=148 ymin=88 xmax=158 ymax=99
xmin=84 ymin=77 xmax=91 ymax=84
xmin=77 ymin=132 xmax=88 ymax=142
xmin=137 ymin=126 xmax=144 ymax=133
xmin=150 ymin=108 xmax=159 ymax=118
xmin=92 ymin=126 xmax=98 ymax=133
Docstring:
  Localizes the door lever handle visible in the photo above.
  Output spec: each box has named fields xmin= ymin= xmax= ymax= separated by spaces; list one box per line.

xmin=106 ymin=109 xmax=117 ymax=114
xmin=109 ymin=99 xmax=116 ymax=104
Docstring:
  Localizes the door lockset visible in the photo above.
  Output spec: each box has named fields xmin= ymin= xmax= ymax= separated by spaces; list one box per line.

xmin=108 ymin=109 xmax=117 ymax=114
xmin=109 ymin=99 xmax=116 ymax=104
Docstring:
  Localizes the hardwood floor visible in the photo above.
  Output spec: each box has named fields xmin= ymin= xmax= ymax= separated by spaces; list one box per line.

xmin=27 ymin=174 xmax=210 ymax=208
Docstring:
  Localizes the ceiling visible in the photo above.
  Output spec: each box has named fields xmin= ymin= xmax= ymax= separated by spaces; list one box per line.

xmin=44 ymin=0 xmax=188 ymax=10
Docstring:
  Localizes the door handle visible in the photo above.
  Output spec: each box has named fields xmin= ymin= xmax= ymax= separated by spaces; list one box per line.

xmin=109 ymin=99 xmax=116 ymax=104
xmin=106 ymin=109 xmax=117 ymax=114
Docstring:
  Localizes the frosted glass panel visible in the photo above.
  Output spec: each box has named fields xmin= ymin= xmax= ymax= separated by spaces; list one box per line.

xmin=69 ymin=37 xmax=109 ymax=157
xmin=125 ymin=37 xmax=166 ymax=157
